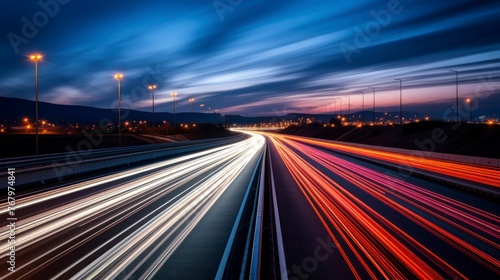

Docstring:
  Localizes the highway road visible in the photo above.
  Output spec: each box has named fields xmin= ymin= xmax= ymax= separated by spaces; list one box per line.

xmin=0 ymin=132 xmax=266 ymax=280
xmin=1 ymin=130 xmax=499 ymax=279
xmin=262 ymin=132 xmax=500 ymax=279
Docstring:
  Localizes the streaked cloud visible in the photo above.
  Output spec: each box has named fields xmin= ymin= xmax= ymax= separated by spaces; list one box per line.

xmin=0 ymin=0 xmax=499 ymax=117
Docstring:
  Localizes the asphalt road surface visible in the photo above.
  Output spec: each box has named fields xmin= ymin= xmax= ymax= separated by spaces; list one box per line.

xmin=263 ymin=132 xmax=499 ymax=280
xmin=2 ymin=131 xmax=498 ymax=280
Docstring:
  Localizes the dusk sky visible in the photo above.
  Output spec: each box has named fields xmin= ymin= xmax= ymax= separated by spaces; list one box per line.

xmin=1 ymin=0 xmax=499 ymax=117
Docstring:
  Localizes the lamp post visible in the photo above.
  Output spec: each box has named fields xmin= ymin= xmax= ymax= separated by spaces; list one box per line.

xmin=361 ymin=91 xmax=365 ymax=124
xmin=395 ymin=79 xmax=403 ymax=125
xmin=189 ymin=98 xmax=195 ymax=127
xmin=348 ymin=95 xmax=351 ymax=123
xmin=30 ymin=54 xmax=42 ymax=155
xmin=148 ymin=85 xmax=157 ymax=143
xmin=339 ymin=98 xmax=342 ymax=116
xmin=371 ymin=87 xmax=376 ymax=123
xmin=466 ymin=98 xmax=473 ymax=123
xmin=200 ymin=103 xmax=205 ymax=124
xmin=114 ymin=74 xmax=123 ymax=146
xmin=449 ymin=70 xmax=459 ymax=122
xmin=171 ymin=92 xmax=178 ymax=134
xmin=332 ymin=97 xmax=342 ymax=122
xmin=333 ymin=97 xmax=342 ymax=116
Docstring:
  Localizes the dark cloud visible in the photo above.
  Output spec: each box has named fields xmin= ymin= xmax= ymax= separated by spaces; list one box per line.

xmin=1 ymin=0 xmax=499 ymax=117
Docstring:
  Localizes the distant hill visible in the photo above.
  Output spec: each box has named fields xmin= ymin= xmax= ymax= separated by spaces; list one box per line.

xmin=0 ymin=96 xmax=426 ymax=126
xmin=0 ymin=97 xmax=224 ymax=125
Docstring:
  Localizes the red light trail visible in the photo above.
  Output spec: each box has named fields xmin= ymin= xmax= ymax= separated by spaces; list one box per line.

xmin=263 ymin=132 xmax=499 ymax=279
xmin=280 ymin=134 xmax=500 ymax=187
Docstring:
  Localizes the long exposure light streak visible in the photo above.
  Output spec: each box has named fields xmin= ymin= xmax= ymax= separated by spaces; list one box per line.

xmin=0 ymin=132 xmax=265 ymax=279
xmin=263 ymin=132 xmax=499 ymax=279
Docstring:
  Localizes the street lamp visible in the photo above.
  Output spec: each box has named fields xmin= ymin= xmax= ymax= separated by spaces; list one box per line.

xmin=371 ymin=87 xmax=376 ymax=123
xmin=347 ymin=95 xmax=351 ymax=123
xmin=354 ymin=91 xmax=364 ymax=124
xmin=114 ymin=74 xmax=123 ymax=146
xmin=148 ymin=85 xmax=157 ymax=143
xmin=189 ymin=98 xmax=195 ymax=127
xmin=334 ymin=97 xmax=342 ymax=117
xmin=395 ymin=79 xmax=403 ymax=125
xmin=30 ymin=53 xmax=42 ymax=155
xmin=200 ymin=103 xmax=205 ymax=124
xmin=171 ymin=92 xmax=178 ymax=134
xmin=466 ymin=98 xmax=473 ymax=123
xmin=361 ymin=91 xmax=365 ymax=124
xmin=449 ymin=70 xmax=459 ymax=122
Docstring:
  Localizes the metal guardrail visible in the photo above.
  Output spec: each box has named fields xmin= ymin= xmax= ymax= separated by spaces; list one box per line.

xmin=215 ymin=146 xmax=265 ymax=280
xmin=304 ymin=137 xmax=500 ymax=197
xmin=0 ymin=135 xmax=246 ymax=187
xmin=267 ymin=143 xmax=288 ymax=280
xmin=0 ymin=135 xmax=244 ymax=168
xmin=329 ymin=140 xmax=500 ymax=168
xmin=246 ymin=143 xmax=288 ymax=280
xmin=249 ymin=147 xmax=266 ymax=279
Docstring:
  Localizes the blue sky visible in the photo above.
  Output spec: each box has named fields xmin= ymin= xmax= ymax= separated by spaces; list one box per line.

xmin=1 ymin=0 xmax=499 ymax=117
